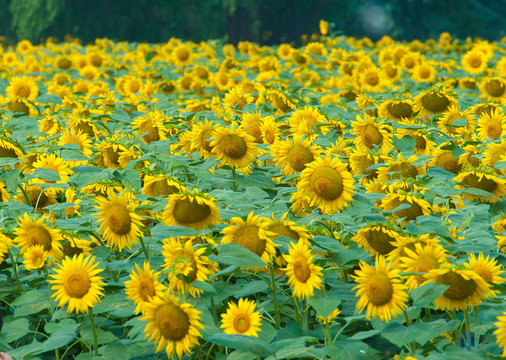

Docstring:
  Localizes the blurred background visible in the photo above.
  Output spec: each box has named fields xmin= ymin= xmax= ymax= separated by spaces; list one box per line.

xmin=1 ymin=0 xmax=506 ymax=44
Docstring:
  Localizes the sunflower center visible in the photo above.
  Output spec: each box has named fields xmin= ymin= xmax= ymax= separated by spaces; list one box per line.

xmin=389 ymin=162 xmax=419 ymax=180
xmin=439 ymin=270 xmax=477 ymax=300
xmin=387 ymin=102 xmax=413 ymax=119
xmin=419 ymin=67 xmax=431 ymax=79
xmin=365 ymin=72 xmax=379 ymax=86
xmin=172 ymin=198 xmax=211 ymax=224
xmin=486 ymin=121 xmax=502 ymax=138
xmin=264 ymin=129 xmax=275 ymax=144
xmin=462 ymin=79 xmax=476 ymax=89
xmin=16 ymin=84 xmax=30 ymax=98
xmin=469 ymin=56 xmax=482 ymax=68
xmin=234 ymin=314 xmax=251 ymax=333
xmin=362 ymin=124 xmax=383 ymax=149
xmin=420 ymin=92 xmax=450 ymax=113
xmin=293 ymin=257 xmax=311 ymax=282
xmin=366 ymin=272 xmax=393 ymax=306
xmin=155 ymin=303 xmax=190 ymax=341
xmin=288 ymin=145 xmax=314 ymax=172
xmin=364 ymin=228 xmax=396 ymax=254
xmin=268 ymin=223 xmax=299 ymax=240
xmin=310 ymin=166 xmax=343 ymax=201
xmin=200 ymin=128 xmax=214 ymax=152
xmin=220 ymin=134 xmax=248 ymax=159
xmin=462 ymin=173 xmax=498 ymax=193
xmin=57 ymin=58 xmax=71 ymax=69
xmin=0 ymin=146 xmax=18 ymax=158
xmin=63 ymin=271 xmax=91 ymax=298
xmin=28 ymin=226 xmax=52 ymax=251
xmin=233 ymin=225 xmax=266 ymax=257
xmin=486 ymin=80 xmax=505 ymax=97
xmin=107 ymin=204 xmax=132 ymax=235
xmin=436 ymin=152 xmax=461 ymax=174
xmin=394 ymin=200 xmax=424 ymax=221
xmin=138 ymin=278 xmax=156 ymax=301
xmin=149 ymin=180 xmax=179 ymax=197
xmin=177 ymin=48 xmax=190 ymax=62
xmin=10 ymin=100 xmax=29 ymax=115
xmin=27 ymin=187 xmax=50 ymax=209
xmin=104 ymin=146 xmax=121 ymax=167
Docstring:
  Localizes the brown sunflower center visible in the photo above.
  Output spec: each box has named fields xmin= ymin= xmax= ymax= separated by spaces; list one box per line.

xmin=364 ymin=228 xmax=396 ymax=254
xmin=107 ymin=204 xmax=132 ymax=235
xmin=439 ymin=270 xmax=477 ymax=300
xmin=469 ymin=56 xmax=482 ymax=68
xmin=264 ymin=129 xmax=275 ymax=144
xmin=63 ymin=271 xmax=91 ymax=298
xmin=461 ymin=79 xmax=476 ymax=89
xmin=57 ymin=58 xmax=71 ymax=69
xmin=436 ymin=152 xmax=461 ymax=174
xmin=220 ymin=134 xmax=248 ymax=159
xmin=161 ymin=82 xmax=175 ymax=94
xmin=74 ymin=121 xmax=95 ymax=138
xmin=0 ymin=145 xmax=18 ymax=158
xmin=176 ymin=48 xmax=190 ymax=62
xmin=361 ymin=124 xmax=383 ymax=149
xmin=199 ymin=128 xmax=214 ymax=153
xmin=394 ymin=200 xmax=424 ymax=221
xmin=16 ymin=84 xmax=30 ymax=98
xmin=387 ymin=102 xmax=413 ymax=119
xmin=268 ymin=223 xmax=299 ymax=240
xmin=486 ymin=79 xmax=505 ymax=97
xmin=414 ymin=135 xmax=427 ymax=151
xmin=233 ymin=225 xmax=266 ymax=257
xmin=10 ymin=100 xmax=29 ymax=115
xmin=486 ymin=121 xmax=502 ymax=138
xmin=365 ymin=72 xmax=379 ymax=86
xmin=388 ymin=162 xmax=419 ymax=180
xmin=310 ymin=166 xmax=344 ymax=201
xmin=366 ymin=272 xmax=393 ymax=306
xmin=293 ymin=257 xmax=311 ymax=282
xmin=104 ymin=146 xmax=121 ymax=167
xmin=288 ymin=145 xmax=314 ymax=172
xmin=475 ymin=105 xmax=496 ymax=117
xmin=462 ymin=173 xmax=498 ymax=193
xmin=148 ymin=180 xmax=179 ymax=197
xmin=28 ymin=226 xmax=52 ymax=251
xmin=234 ymin=314 xmax=251 ymax=333
xmin=63 ymin=242 xmax=83 ymax=257
xmin=420 ymin=92 xmax=450 ymax=113
xmin=155 ymin=302 xmax=190 ymax=341
xmin=138 ymin=278 xmax=156 ymax=301
xmin=418 ymin=67 xmax=431 ymax=79
xmin=27 ymin=187 xmax=50 ymax=209
xmin=172 ymin=198 xmax=211 ymax=224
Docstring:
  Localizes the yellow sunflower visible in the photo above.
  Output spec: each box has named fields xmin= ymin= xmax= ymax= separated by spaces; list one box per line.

xmin=352 ymin=255 xmax=408 ymax=322
xmin=413 ymin=90 xmax=458 ymax=118
xmin=14 ymin=213 xmax=62 ymax=259
xmin=351 ymin=114 xmax=392 ymax=154
xmin=477 ymin=108 xmax=506 ymax=140
xmin=22 ymin=244 xmax=47 ymax=270
xmin=422 ymin=265 xmax=494 ymax=311
xmin=94 ymin=190 xmax=144 ymax=251
xmin=377 ymin=99 xmax=413 ymax=121
xmin=190 ymin=120 xmax=218 ymax=159
xmin=352 ymin=225 xmax=402 ymax=256
xmin=49 ymin=253 xmax=105 ymax=314
xmin=94 ymin=141 xmax=129 ymax=169
xmin=132 ymin=111 xmax=169 ymax=145
xmin=15 ymin=183 xmax=57 ymax=211
xmin=221 ymin=211 xmax=276 ymax=265
xmin=221 ymin=298 xmax=262 ymax=337
xmin=209 ymin=124 xmax=257 ymax=168
xmin=162 ymin=237 xmax=216 ymax=297
xmin=264 ymin=212 xmax=309 ymax=242
xmin=480 ymin=77 xmax=506 ymax=102
xmin=162 ymin=190 xmax=220 ymax=231
xmin=283 ymin=240 xmax=324 ymax=299
xmin=271 ymin=134 xmax=321 ymax=176
xmin=297 ymin=155 xmax=355 ymax=214
xmin=31 ymin=153 xmax=73 ymax=184
xmin=428 ymin=145 xmax=462 ymax=174
xmin=289 ymin=106 xmax=328 ymax=135
xmin=142 ymin=292 xmax=203 ymax=359
xmin=267 ymin=89 xmax=296 ymax=114
xmin=125 ymin=262 xmax=166 ymax=315
xmin=376 ymin=154 xmax=422 ymax=182
xmin=58 ymin=129 xmax=93 ymax=166
xmin=399 ymin=242 xmax=448 ymax=291
xmin=438 ymin=105 xmax=474 ymax=137
xmin=172 ymin=43 xmax=193 ymax=67
xmin=141 ymin=175 xmax=186 ymax=198
xmin=6 ymin=75 xmax=39 ymax=101
xmin=380 ymin=192 xmax=431 ymax=225
xmin=465 ymin=253 xmax=504 ymax=286
xmin=495 ymin=311 xmax=506 ymax=357
xmin=357 ymin=66 xmax=386 ymax=92
xmin=454 ymin=170 xmax=506 ymax=203
xmin=223 ymin=87 xmax=254 ymax=115
xmin=0 ymin=137 xmax=23 ymax=159
xmin=411 ymin=62 xmax=437 ymax=83
xmin=461 ymin=49 xmax=488 ymax=75
xmin=482 ymin=140 xmax=506 ymax=175
xmin=260 ymin=116 xmax=281 ymax=145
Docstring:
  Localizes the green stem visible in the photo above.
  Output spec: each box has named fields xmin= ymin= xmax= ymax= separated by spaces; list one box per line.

xmin=210 ymin=297 xmax=218 ymax=325
xmin=474 ymin=307 xmax=480 ymax=349
xmin=269 ymin=263 xmax=281 ymax=329
xmin=231 ymin=167 xmax=237 ymax=192
xmin=464 ymin=307 xmax=471 ymax=349
xmin=43 ymin=266 xmax=60 ymax=360
xmin=403 ymin=309 xmax=416 ymax=356
xmin=8 ymin=249 xmax=21 ymax=292
xmin=88 ymin=308 xmax=99 ymax=356
xmin=292 ymin=297 xmax=301 ymax=323
xmin=139 ymin=236 xmax=149 ymax=259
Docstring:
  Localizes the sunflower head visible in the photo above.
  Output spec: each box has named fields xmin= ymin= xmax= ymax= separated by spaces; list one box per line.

xmin=221 ymin=298 xmax=262 ymax=337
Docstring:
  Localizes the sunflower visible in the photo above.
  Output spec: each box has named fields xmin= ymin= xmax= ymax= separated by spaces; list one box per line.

xmin=132 ymin=111 xmax=169 ymax=145
xmin=399 ymin=242 xmax=448 ymax=290
xmin=357 ymin=66 xmax=386 ymax=92
xmin=6 ymin=75 xmax=39 ymax=101
xmin=411 ymin=62 xmax=437 ymax=83
xmin=94 ymin=190 xmax=144 ymax=251
xmin=221 ymin=298 xmax=262 ymax=337
xmin=422 ymin=265 xmax=494 ymax=311
xmin=14 ymin=213 xmax=63 ymax=259
xmin=352 ymin=225 xmax=402 ymax=256
xmin=351 ymin=114 xmax=392 ymax=154
xmin=376 ymin=154 xmax=422 ymax=182
xmin=477 ymin=108 xmax=506 ymax=140
xmin=260 ymin=116 xmax=280 ymax=145
xmin=162 ymin=190 xmax=220 ymax=231
xmin=38 ymin=114 xmax=60 ymax=136
xmin=349 ymin=150 xmax=388 ymax=184
xmin=125 ymin=262 xmax=166 ymax=315
xmin=465 ymin=253 xmax=504 ymax=286
xmin=494 ymin=311 xmax=506 ymax=357
xmin=297 ymin=155 xmax=355 ymax=214
xmin=221 ymin=211 xmax=276 ymax=265
xmin=223 ymin=87 xmax=254 ymax=115
xmin=58 ymin=129 xmax=93 ymax=166
xmin=396 ymin=125 xmax=435 ymax=156
xmin=240 ymin=111 xmax=264 ymax=143
xmin=141 ymin=175 xmax=186 ymax=198
xmin=454 ymin=170 xmax=506 ymax=203
xmin=461 ymin=49 xmax=488 ymax=75
xmin=22 ymin=245 xmax=47 ymax=270
xmin=438 ymin=105 xmax=474 ymax=137
xmin=209 ymin=124 xmax=257 ymax=168
xmin=67 ymin=115 xmax=100 ymax=139
xmin=172 ymin=43 xmax=193 ymax=67
xmin=272 ymin=134 xmax=321 ymax=177
xmin=264 ymin=212 xmax=309 ymax=242
xmin=352 ymin=255 xmax=408 ymax=322
xmin=142 ymin=292 xmax=203 ymax=359
xmin=162 ymin=237 xmax=216 ymax=297
xmin=62 ymin=235 xmax=92 ymax=257
xmin=49 ymin=254 xmax=105 ymax=314
xmin=289 ymin=106 xmax=328 ymax=135
xmin=31 ymin=153 xmax=73 ymax=184
xmin=15 ymin=183 xmax=58 ymax=211
xmin=283 ymin=240 xmax=323 ymax=299
xmin=380 ymin=192 xmax=431 ymax=225
xmin=289 ymin=189 xmax=317 ymax=216
xmin=483 ymin=140 xmax=506 ymax=175
xmin=377 ymin=99 xmax=413 ymax=121
xmin=0 ymin=137 xmax=23 ymax=159
xmin=480 ymin=77 xmax=506 ymax=103
xmin=94 ymin=140 xmax=129 ymax=169
xmin=428 ymin=145 xmax=462 ymax=174
xmin=267 ymin=89 xmax=296 ymax=114
xmin=413 ymin=90 xmax=458 ymax=118
xmin=381 ymin=61 xmax=403 ymax=83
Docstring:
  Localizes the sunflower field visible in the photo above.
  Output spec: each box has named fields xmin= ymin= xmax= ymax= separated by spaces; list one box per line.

xmin=2 ymin=24 xmax=506 ymax=360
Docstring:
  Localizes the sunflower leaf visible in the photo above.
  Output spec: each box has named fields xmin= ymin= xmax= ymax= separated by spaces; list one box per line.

xmin=211 ymin=243 xmax=266 ymax=268
xmin=207 ymin=333 xmax=274 ymax=357
xmin=410 ymin=282 xmax=449 ymax=308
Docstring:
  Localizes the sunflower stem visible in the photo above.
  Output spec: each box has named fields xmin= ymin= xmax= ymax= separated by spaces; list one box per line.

xmin=43 ymin=265 xmax=60 ymax=360
xmin=474 ymin=307 xmax=480 ymax=349
xmin=8 ymin=249 xmax=21 ymax=292
xmin=292 ymin=296 xmax=302 ymax=324
xmin=139 ymin=236 xmax=149 ymax=259
xmin=269 ymin=263 xmax=281 ymax=329
xmin=88 ymin=308 xmax=99 ymax=356
xmin=464 ymin=307 xmax=472 ymax=349
xmin=231 ymin=166 xmax=237 ymax=192
xmin=210 ymin=297 xmax=218 ymax=325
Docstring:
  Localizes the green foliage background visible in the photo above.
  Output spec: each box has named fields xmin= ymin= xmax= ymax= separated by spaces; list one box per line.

xmin=1 ymin=0 xmax=506 ymax=44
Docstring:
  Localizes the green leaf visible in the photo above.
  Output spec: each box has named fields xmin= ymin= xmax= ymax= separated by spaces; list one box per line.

xmin=410 ymin=282 xmax=449 ymax=307
xmin=36 ymin=94 xmax=63 ymax=104
xmin=348 ymin=330 xmax=380 ymax=341
xmin=410 ymin=319 xmax=460 ymax=346
xmin=380 ymin=322 xmax=418 ymax=347
xmin=80 ymin=327 xmax=118 ymax=345
xmin=211 ymin=243 xmax=266 ymax=267
xmin=42 ymin=319 xmax=79 ymax=351
xmin=32 ymin=167 xmax=61 ymax=182
xmin=308 ymin=294 xmax=341 ymax=320
xmin=392 ymin=135 xmax=416 ymax=152
xmin=207 ymin=334 xmax=274 ymax=357
xmin=192 ymin=281 xmax=217 ymax=295
xmin=324 ymin=341 xmax=380 ymax=360
xmin=0 ymin=317 xmax=30 ymax=343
